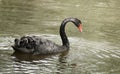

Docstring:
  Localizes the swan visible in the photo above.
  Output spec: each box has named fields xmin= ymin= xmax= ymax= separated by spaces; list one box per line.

xmin=12 ymin=18 xmax=82 ymax=55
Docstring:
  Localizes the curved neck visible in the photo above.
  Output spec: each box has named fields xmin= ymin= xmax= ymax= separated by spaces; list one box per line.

xmin=59 ymin=18 xmax=76 ymax=48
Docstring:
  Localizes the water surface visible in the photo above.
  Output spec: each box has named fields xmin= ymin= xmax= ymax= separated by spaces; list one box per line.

xmin=0 ymin=0 xmax=120 ymax=74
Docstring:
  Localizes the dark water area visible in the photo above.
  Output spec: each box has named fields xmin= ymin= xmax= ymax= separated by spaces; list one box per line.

xmin=0 ymin=0 xmax=120 ymax=74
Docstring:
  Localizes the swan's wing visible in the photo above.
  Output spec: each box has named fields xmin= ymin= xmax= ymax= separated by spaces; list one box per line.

xmin=12 ymin=46 xmax=34 ymax=53
xmin=33 ymin=38 xmax=64 ymax=55
xmin=12 ymin=36 xmax=35 ymax=53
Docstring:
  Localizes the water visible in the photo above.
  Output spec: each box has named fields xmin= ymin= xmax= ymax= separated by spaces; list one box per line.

xmin=0 ymin=0 xmax=120 ymax=74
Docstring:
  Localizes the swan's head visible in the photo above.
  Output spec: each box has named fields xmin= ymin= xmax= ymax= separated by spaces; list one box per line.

xmin=72 ymin=18 xmax=82 ymax=32
xmin=64 ymin=18 xmax=82 ymax=32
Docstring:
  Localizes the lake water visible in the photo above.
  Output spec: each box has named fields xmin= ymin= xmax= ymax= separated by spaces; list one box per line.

xmin=0 ymin=0 xmax=120 ymax=74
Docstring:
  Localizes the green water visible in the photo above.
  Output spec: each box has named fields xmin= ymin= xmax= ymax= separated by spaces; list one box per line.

xmin=0 ymin=0 xmax=120 ymax=74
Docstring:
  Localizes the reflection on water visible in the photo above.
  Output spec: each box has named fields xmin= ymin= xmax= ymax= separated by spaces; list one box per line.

xmin=0 ymin=0 xmax=120 ymax=74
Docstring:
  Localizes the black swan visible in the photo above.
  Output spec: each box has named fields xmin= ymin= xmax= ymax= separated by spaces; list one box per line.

xmin=12 ymin=18 xmax=82 ymax=55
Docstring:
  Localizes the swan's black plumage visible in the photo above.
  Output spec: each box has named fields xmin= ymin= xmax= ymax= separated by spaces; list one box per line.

xmin=12 ymin=18 xmax=82 ymax=55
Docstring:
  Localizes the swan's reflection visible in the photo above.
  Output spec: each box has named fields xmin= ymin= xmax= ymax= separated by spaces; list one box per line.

xmin=11 ymin=51 xmax=69 ymax=73
xmin=11 ymin=51 xmax=68 ymax=61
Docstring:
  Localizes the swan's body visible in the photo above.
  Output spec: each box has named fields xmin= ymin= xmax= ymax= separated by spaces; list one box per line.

xmin=12 ymin=36 xmax=67 ymax=55
xmin=12 ymin=18 xmax=82 ymax=55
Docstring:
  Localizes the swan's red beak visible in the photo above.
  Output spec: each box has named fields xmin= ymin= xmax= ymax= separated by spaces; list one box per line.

xmin=78 ymin=24 xmax=82 ymax=32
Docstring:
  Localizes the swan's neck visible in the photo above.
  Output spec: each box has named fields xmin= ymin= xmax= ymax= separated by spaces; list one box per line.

xmin=60 ymin=19 xmax=72 ymax=48
xmin=60 ymin=18 xmax=80 ymax=48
